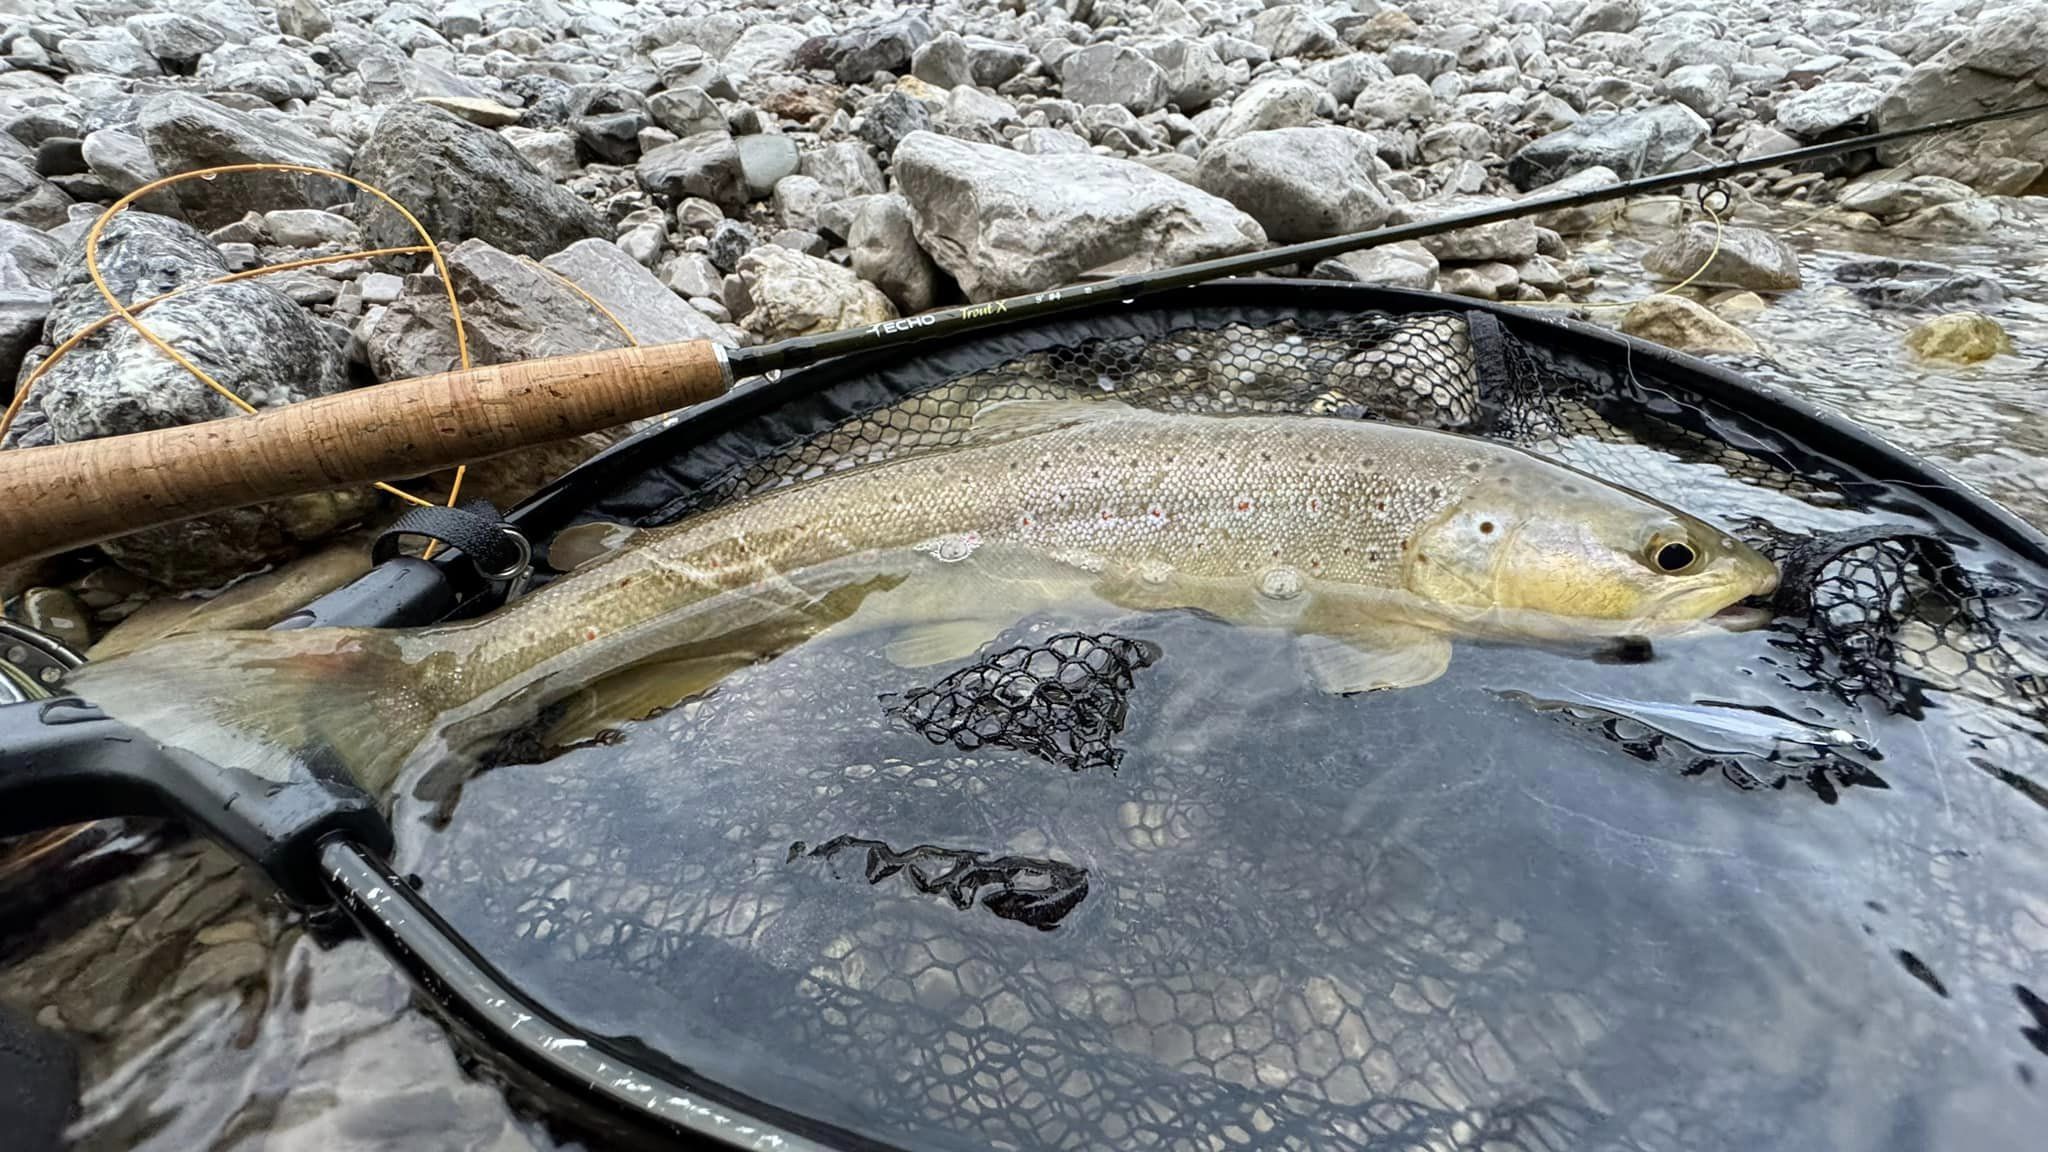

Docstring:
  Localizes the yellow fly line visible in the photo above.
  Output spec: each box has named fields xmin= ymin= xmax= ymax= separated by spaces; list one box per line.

xmin=2 ymin=162 xmax=639 ymax=554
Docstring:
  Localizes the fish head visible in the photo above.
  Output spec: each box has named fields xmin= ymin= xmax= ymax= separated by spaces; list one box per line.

xmin=1405 ymin=454 xmax=1779 ymax=636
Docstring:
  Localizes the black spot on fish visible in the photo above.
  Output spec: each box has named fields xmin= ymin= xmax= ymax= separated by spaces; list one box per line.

xmin=2020 ymin=985 xmax=2048 ymax=1056
xmin=1562 ymin=484 xmax=1581 ymax=495
xmin=1895 ymin=950 xmax=1948 ymax=998
xmin=1480 ymin=521 xmax=1495 ymax=535
xmin=1464 ymin=460 xmax=1484 ymax=473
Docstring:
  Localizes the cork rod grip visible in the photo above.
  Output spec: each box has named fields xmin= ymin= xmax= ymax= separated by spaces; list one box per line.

xmin=0 ymin=340 xmax=730 ymax=566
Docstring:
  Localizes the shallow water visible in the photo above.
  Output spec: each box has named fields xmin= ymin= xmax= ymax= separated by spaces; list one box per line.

xmin=8 ymin=206 xmax=2048 ymax=1150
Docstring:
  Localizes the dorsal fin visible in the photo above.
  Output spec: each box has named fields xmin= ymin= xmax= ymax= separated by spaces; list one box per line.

xmin=969 ymin=398 xmax=1141 ymax=439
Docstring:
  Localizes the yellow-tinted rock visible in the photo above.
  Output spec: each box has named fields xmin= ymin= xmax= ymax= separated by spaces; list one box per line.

xmin=1620 ymin=295 xmax=1761 ymax=355
xmin=1707 ymin=290 xmax=1767 ymax=320
xmin=1904 ymin=312 xmax=2014 ymax=364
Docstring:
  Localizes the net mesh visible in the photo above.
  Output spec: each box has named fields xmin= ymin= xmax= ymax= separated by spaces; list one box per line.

xmin=460 ymin=304 xmax=2048 ymax=1152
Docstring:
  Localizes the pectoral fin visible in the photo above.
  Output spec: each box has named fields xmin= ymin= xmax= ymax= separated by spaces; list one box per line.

xmin=1298 ymin=629 xmax=1452 ymax=695
xmin=545 ymin=651 xmax=758 ymax=745
xmin=884 ymin=619 xmax=1016 ymax=667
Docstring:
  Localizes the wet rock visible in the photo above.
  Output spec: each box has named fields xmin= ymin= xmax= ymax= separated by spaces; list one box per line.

xmin=647 ymin=87 xmax=724 ymax=139
xmin=1891 ymin=198 xmax=2002 ymax=239
xmin=799 ymin=141 xmax=885 ymax=199
xmin=1351 ymin=74 xmax=1435 ymax=127
xmin=1641 ymin=223 xmax=1802 ymax=292
xmin=1252 ymin=6 xmax=1342 ymax=60
xmin=1707 ymin=290 xmax=1767 ymax=321
xmin=892 ymin=131 xmax=1264 ymax=301
xmin=1835 ymin=174 xmax=1975 ymax=221
xmin=858 ymin=89 xmax=931 ymax=155
xmin=540 ymin=239 xmax=730 ymax=346
xmin=1149 ymin=38 xmax=1231 ymax=113
xmin=736 ymin=245 xmax=895 ymax=342
xmin=350 ymin=104 xmax=603 ymax=259
xmin=1441 ymin=262 xmax=1521 ymax=301
xmin=1774 ymin=81 xmax=1883 ymax=140
xmin=19 ymin=213 xmax=364 ymax=585
xmin=1903 ymin=312 xmax=2013 ymax=364
xmin=1620 ymin=295 xmax=1760 ymax=356
xmin=20 ymin=586 xmax=91 ymax=651
xmin=637 ymin=131 xmax=746 ymax=212
xmin=1060 ymin=44 xmax=1169 ymax=115
xmin=1195 ymin=127 xmax=1389 ymax=243
xmin=849 ymin=194 xmax=942 ymax=314
xmin=1210 ymin=78 xmax=1324 ymax=142
xmin=135 ymin=94 xmax=349 ymax=230
xmin=126 ymin=13 xmax=224 ymax=66
xmin=798 ymin=14 xmax=931 ymax=84
xmin=0 ymin=157 xmax=70 ymax=230
xmin=735 ymin=134 xmax=800 ymax=201
xmin=1311 ymin=241 xmax=1439 ymax=290
xmin=1505 ymin=103 xmax=1707 ymax=190
xmin=1831 ymin=258 xmax=2006 ymax=311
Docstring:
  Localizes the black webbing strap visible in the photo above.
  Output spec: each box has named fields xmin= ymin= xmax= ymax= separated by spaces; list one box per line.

xmin=371 ymin=500 xmax=525 ymax=576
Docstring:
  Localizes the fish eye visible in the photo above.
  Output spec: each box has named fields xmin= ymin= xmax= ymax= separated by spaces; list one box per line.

xmin=1650 ymin=539 xmax=1700 ymax=574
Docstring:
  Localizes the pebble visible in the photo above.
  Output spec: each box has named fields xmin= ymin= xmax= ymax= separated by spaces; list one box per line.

xmin=1904 ymin=313 xmax=2014 ymax=364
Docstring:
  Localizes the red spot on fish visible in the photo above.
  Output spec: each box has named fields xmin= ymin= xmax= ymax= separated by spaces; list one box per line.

xmin=583 ymin=625 xmax=601 ymax=641
xmin=1307 ymin=496 xmax=1323 ymax=513
xmin=1148 ymin=506 xmax=1167 ymax=522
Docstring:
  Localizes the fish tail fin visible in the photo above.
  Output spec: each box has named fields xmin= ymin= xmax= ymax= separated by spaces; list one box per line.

xmin=64 ymin=626 xmax=436 ymax=796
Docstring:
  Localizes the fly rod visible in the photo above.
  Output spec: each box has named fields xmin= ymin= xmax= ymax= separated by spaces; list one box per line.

xmin=2 ymin=99 xmax=2044 ymax=567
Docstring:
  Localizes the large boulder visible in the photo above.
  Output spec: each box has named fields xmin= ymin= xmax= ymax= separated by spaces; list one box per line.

xmin=349 ymin=104 xmax=604 ymax=258
xmin=1505 ymin=103 xmax=1707 ymax=190
xmin=136 ymin=94 xmax=351 ymax=229
xmin=1195 ymin=127 xmax=1390 ymax=243
xmin=10 ymin=213 xmax=364 ymax=587
xmin=892 ymin=131 xmax=1265 ymax=301
xmin=1640 ymin=223 xmax=1803 ymax=291
xmin=736 ymin=245 xmax=896 ymax=342
xmin=1874 ymin=2 xmax=2048 ymax=193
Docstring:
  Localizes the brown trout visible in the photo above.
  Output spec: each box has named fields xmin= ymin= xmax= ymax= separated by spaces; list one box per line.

xmin=67 ymin=403 xmax=1777 ymax=794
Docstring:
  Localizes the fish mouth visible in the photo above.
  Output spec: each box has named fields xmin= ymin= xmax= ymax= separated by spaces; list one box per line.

xmin=1708 ymin=602 xmax=1776 ymax=632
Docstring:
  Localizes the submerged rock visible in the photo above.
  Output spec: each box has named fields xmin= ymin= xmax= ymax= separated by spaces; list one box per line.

xmin=1640 ymin=223 xmax=1803 ymax=292
xmin=1832 ymin=258 xmax=2006 ymax=311
xmin=1620 ymin=295 xmax=1761 ymax=356
xmin=891 ymin=131 xmax=1264 ymax=301
xmin=349 ymin=104 xmax=604 ymax=259
xmin=1904 ymin=313 xmax=2013 ymax=364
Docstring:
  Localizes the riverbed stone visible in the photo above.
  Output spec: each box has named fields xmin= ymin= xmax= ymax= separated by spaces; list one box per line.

xmin=1774 ymin=81 xmax=1883 ymax=139
xmin=1311 ymin=241 xmax=1439 ymax=290
xmin=1620 ymin=295 xmax=1761 ymax=356
xmin=1505 ymin=103 xmax=1707 ymax=190
xmin=1641 ymin=222 xmax=1803 ymax=291
xmin=1210 ymin=78 xmax=1325 ymax=142
xmin=1832 ymin=258 xmax=2007 ymax=311
xmin=736 ymin=244 xmax=896 ymax=341
xmin=1059 ymin=44 xmax=1169 ymax=115
xmin=637 ymin=131 xmax=747 ymax=212
xmin=1903 ymin=312 xmax=2013 ymax=364
xmin=350 ymin=103 xmax=603 ymax=257
xmin=849 ymin=193 xmax=942 ymax=314
xmin=798 ymin=13 xmax=931 ymax=84
xmin=1195 ymin=127 xmax=1389 ymax=243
